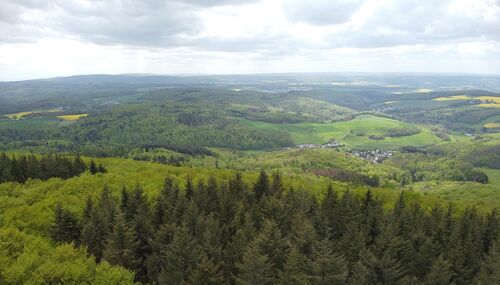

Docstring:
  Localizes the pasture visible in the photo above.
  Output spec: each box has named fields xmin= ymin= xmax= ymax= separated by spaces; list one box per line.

xmin=57 ymin=114 xmax=88 ymax=121
xmin=240 ymin=115 xmax=445 ymax=149
xmin=433 ymin=95 xmax=500 ymax=108
xmin=4 ymin=109 xmax=62 ymax=120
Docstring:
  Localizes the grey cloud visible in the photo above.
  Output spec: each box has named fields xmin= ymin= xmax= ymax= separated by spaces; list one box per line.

xmin=1 ymin=0 xmax=499 ymax=54
xmin=0 ymin=0 xmax=258 ymax=46
xmin=284 ymin=0 xmax=365 ymax=25
xmin=179 ymin=0 xmax=256 ymax=7
xmin=321 ymin=0 xmax=500 ymax=48
xmin=57 ymin=1 xmax=202 ymax=46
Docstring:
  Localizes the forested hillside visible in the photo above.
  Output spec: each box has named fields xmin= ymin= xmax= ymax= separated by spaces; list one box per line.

xmin=1 ymin=160 xmax=498 ymax=284
xmin=1 ymin=74 xmax=500 ymax=284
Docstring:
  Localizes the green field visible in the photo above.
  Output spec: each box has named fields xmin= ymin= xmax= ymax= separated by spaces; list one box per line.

xmin=240 ymin=115 xmax=446 ymax=149
xmin=0 ymin=117 xmax=61 ymax=129
xmin=478 ymin=167 xmax=500 ymax=186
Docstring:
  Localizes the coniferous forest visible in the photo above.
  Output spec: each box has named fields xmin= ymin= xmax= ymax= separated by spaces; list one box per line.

xmin=51 ymin=171 xmax=500 ymax=285
xmin=0 ymin=153 xmax=87 ymax=183
xmin=2 ymin=0 xmax=500 ymax=282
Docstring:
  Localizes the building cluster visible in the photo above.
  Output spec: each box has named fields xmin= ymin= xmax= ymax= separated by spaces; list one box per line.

xmin=353 ymin=149 xmax=394 ymax=163
xmin=297 ymin=139 xmax=343 ymax=150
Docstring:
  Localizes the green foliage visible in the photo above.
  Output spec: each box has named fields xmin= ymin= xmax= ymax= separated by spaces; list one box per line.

xmin=236 ymin=244 xmax=274 ymax=285
xmin=311 ymin=239 xmax=347 ymax=285
xmin=0 ymin=152 xmax=86 ymax=183
xmin=386 ymin=152 xmax=489 ymax=184
xmin=0 ymin=227 xmax=136 ymax=284
xmin=103 ymin=212 xmax=140 ymax=271
xmin=0 ymin=153 xmax=499 ymax=284
xmin=52 ymin=203 xmax=80 ymax=244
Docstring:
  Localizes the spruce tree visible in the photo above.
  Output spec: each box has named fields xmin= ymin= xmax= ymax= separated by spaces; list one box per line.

xmin=311 ymin=238 xmax=347 ymax=285
xmin=188 ymin=255 xmax=224 ymax=285
xmin=98 ymin=163 xmax=107 ymax=173
xmin=89 ymin=160 xmax=98 ymax=174
xmin=160 ymin=226 xmax=203 ymax=284
xmin=236 ymin=244 xmax=274 ymax=285
xmin=103 ymin=212 xmax=140 ymax=271
xmin=222 ymin=229 xmax=249 ymax=283
xmin=230 ymin=172 xmax=246 ymax=200
xmin=185 ymin=176 xmax=194 ymax=200
xmin=289 ymin=214 xmax=317 ymax=256
xmin=81 ymin=206 xmax=107 ymax=261
xmin=253 ymin=169 xmax=270 ymax=200
xmin=424 ymin=255 xmax=453 ymax=285
xmin=474 ymin=242 xmax=500 ymax=284
xmin=52 ymin=203 xmax=80 ymax=244
xmin=131 ymin=203 xmax=153 ymax=282
xmin=72 ymin=155 xmax=87 ymax=175
xmin=347 ymin=261 xmax=370 ymax=285
xmin=81 ymin=186 xmax=116 ymax=261
xmin=253 ymin=219 xmax=289 ymax=275
xmin=270 ymin=171 xmax=285 ymax=197
xmin=278 ymin=247 xmax=312 ymax=285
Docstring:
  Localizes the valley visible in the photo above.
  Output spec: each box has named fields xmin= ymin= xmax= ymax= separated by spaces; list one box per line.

xmin=1 ymin=73 xmax=500 ymax=284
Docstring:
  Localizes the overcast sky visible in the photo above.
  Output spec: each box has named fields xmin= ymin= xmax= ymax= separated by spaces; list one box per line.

xmin=1 ymin=0 xmax=499 ymax=81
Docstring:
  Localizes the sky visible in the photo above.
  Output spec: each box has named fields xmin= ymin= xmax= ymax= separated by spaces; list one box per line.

xmin=1 ymin=0 xmax=500 ymax=81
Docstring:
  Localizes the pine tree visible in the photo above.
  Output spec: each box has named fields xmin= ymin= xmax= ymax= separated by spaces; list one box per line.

xmin=131 ymin=202 xmax=153 ymax=282
xmin=52 ymin=203 xmax=80 ymax=244
xmin=366 ymin=251 xmax=405 ymax=285
xmin=289 ymin=214 xmax=317 ymax=256
xmin=230 ymin=172 xmax=246 ymax=200
xmin=145 ymin=223 xmax=177 ymax=283
xmin=278 ymin=247 xmax=312 ymax=285
xmin=205 ymin=176 xmax=219 ymax=213
xmin=474 ymin=243 xmax=500 ymax=285
xmin=120 ymin=186 xmax=129 ymax=212
xmin=153 ymin=176 xmax=179 ymax=227
xmin=83 ymin=196 xmax=93 ymax=222
xmin=347 ymin=261 xmax=370 ymax=285
xmin=311 ymin=238 xmax=347 ymax=285
xmin=253 ymin=219 xmax=289 ymax=275
xmin=222 ymin=229 xmax=249 ymax=283
xmin=424 ymin=255 xmax=453 ymax=285
xmin=270 ymin=171 xmax=285 ymax=197
xmin=236 ymin=244 xmax=274 ymax=285
xmin=89 ymin=160 xmax=98 ymax=175
xmin=189 ymin=255 xmax=224 ymax=285
xmin=124 ymin=184 xmax=148 ymax=221
xmin=482 ymin=209 xmax=498 ymax=253
xmin=81 ymin=206 xmax=107 ymax=261
xmin=98 ymin=163 xmax=107 ymax=173
xmin=320 ymin=183 xmax=338 ymax=237
xmin=81 ymin=186 xmax=116 ymax=261
xmin=185 ymin=176 xmax=194 ymax=200
xmin=103 ymin=212 xmax=140 ymax=271
xmin=72 ymin=155 xmax=87 ymax=175
xmin=160 ymin=226 xmax=203 ymax=284
xmin=253 ymin=169 xmax=270 ymax=200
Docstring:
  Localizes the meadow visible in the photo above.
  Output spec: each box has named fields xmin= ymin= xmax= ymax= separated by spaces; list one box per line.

xmin=433 ymin=95 xmax=500 ymax=108
xmin=4 ymin=109 xmax=62 ymax=120
xmin=240 ymin=114 xmax=445 ymax=149
xmin=56 ymin=114 xmax=88 ymax=121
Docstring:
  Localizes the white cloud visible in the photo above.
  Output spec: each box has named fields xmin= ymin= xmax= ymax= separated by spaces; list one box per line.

xmin=0 ymin=0 xmax=499 ymax=80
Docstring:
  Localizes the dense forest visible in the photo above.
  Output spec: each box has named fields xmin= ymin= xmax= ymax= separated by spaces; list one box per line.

xmin=0 ymin=74 xmax=499 ymax=284
xmin=0 ymin=153 xmax=87 ymax=183
xmin=0 ymin=104 xmax=295 ymax=156
xmin=50 ymin=171 xmax=500 ymax=285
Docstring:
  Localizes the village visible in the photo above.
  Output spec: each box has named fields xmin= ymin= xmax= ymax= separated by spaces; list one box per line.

xmin=296 ymin=139 xmax=343 ymax=150
xmin=352 ymin=149 xmax=394 ymax=163
xmin=295 ymin=138 xmax=394 ymax=164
